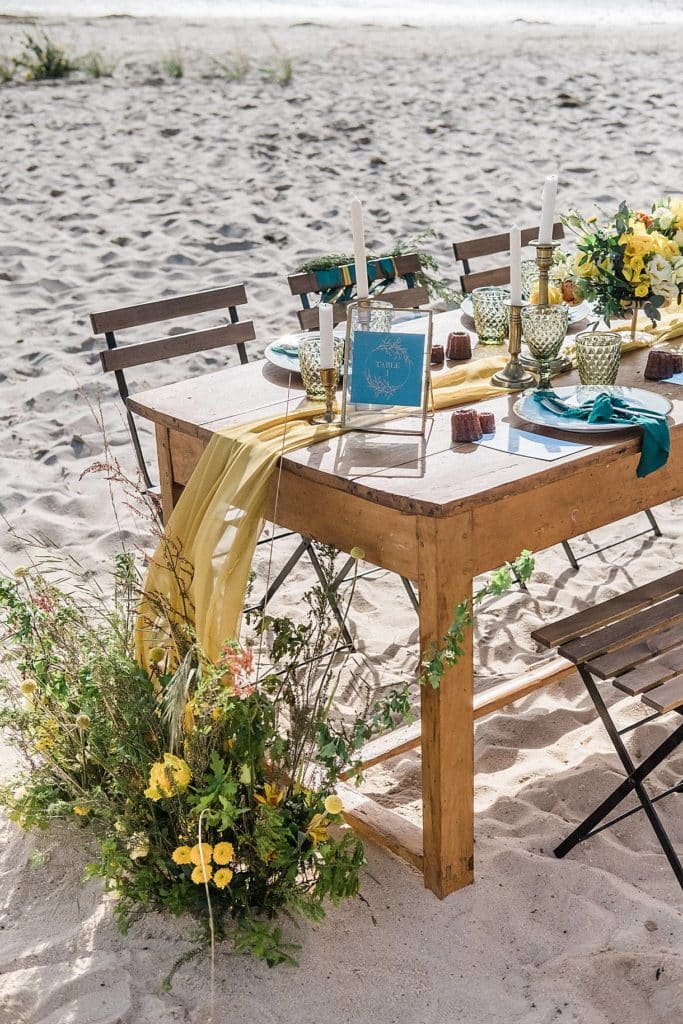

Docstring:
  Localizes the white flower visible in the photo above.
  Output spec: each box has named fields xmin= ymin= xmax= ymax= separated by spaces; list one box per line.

xmin=648 ymin=253 xmax=677 ymax=301
xmin=657 ymin=207 xmax=675 ymax=231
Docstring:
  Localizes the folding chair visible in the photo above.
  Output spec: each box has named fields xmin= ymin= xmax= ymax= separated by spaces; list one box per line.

xmin=89 ymin=284 xmax=353 ymax=646
xmin=453 ymin=223 xmax=662 ymax=568
xmin=532 ymin=570 xmax=683 ymax=889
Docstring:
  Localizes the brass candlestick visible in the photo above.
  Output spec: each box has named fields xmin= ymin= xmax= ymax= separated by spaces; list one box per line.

xmin=531 ymin=239 xmax=560 ymax=305
xmin=491 ymin=301 xmax=535 ymax=390
xmin=310 ymin=366 xmax=341 ymax=424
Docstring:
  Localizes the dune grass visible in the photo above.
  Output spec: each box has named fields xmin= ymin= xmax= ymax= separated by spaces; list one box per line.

xmin=260 ymin=53 xmax=293 ymax=86
xmin=160 ymin=50 xmax=184 ymax=79
xmin=81 ymin=50 xmax=117 ymax=79
xmin=0 ymin=55 xmax=13 ymax=83
xmin=210 ymin=51 xmax=250 ymax=81
xmin=15 ymin=32 xmax=77 ymax=81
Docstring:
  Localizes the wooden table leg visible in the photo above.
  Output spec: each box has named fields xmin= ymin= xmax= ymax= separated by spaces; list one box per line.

xmin=417 ymin=514 xmax=475 ymax=898
xmin=155 ymin=424 xmax=176 ymax=525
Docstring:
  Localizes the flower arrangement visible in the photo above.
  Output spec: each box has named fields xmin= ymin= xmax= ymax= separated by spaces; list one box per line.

xmin=563 ymin=201 xmax=683 ymax=329
xmin=0 ymin=483 xmax=533 ymax=973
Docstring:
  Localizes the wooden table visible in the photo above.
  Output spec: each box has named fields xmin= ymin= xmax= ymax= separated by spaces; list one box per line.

xmin=128 ymin=313 xmax=683 ymax=899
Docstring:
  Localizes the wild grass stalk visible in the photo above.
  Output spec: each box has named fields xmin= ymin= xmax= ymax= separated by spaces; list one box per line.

xmin=160 ymin=50 xmax=184 ymax=79
xmin=15 ymin=32 xmax=77 ymax=81
xmin=210 ymin=51 xmax=250 ymax=81
xmin=81 ymin=50 xmax=117 ymax=79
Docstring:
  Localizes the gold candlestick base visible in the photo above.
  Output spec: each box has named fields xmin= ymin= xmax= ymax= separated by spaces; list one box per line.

xmin=310 ymin=366 xmax=341 ymax=424
xmin=491 ymin=301 xmax=536 ymax=390
xmin=530 ymin=239 xmax=561 ymax=306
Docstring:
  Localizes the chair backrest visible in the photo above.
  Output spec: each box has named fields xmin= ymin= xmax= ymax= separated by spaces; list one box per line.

xmin=90 ymin=283 xmax=255 ymax=488
xmin=288 ymin=253 xmax=429 ymax=331
xmin=453 ymin=222 xmax=565 ymax=294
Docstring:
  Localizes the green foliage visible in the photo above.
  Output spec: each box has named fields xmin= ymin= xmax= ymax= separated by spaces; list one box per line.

xmin=161 ymin=51 xmax=184 ymax=79
xmin=260 ymin=54 xmax=293 ymax=86
xmin=210 ymin=51 xmax=250 ymax=81
xmin=0 ymin=55 xmax=13 ymax=83
xmin=15 ymin=32 xmax=77 ymax=81
xmin=0 ymin=539 xmax=412 ymax=970
xmin=81 ymin=50 xmax=117 ymax=79
xmin=421 ymin=550 xmax=535 ymax=689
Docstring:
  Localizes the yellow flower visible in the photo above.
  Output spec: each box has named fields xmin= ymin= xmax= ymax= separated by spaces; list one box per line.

xmin=20 ymin=679 xmax=37 ymax=697
xmin=73 ymin=805 xmax=89 ymax=816
xmin=254 ymin=782 xmax=285 ymax=807
xmin=35 ymin=738 xmax=52 ymax=752
xmin=324 ymin=794 xmax=343 ymax=816
xmin=143 ymin=753 xmax=191 ymax=801
xmin=212 ymin=841 xmax=235 ymax=865
xmin=75 ymin=712 xmax=91 ymax=730
xmin=191 ymin=863 xmax=213 ymax=885
xmin=586 ymin=214 xmax=598 ymax=224
xmin=211 ymin=708 xmax=222 ymax=721
xmin=530 ymin=283 xmax=563 ymax=304
xmin=190 ymin=842 xmax=213 ymax=867
xmin=171 ymin=845 xmax=193 ymax=865
xmin=635 ymin=282 xmax=649 ymax=297
xmin=149 ymin=646 xmax=166 ymax=664
xmin=213 ymin=867 xmax=233 ymax=889
xmin=306 ymin=813 xmax=328 ymax=846
xmin=350 ymin=546 xmax=365 ymax=560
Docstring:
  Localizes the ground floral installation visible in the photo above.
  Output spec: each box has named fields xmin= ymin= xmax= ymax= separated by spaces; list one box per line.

xmin=563 ymin=195 xmax=683 ymax=327
xmin=0 ymin=468 xmax=533 ymax=973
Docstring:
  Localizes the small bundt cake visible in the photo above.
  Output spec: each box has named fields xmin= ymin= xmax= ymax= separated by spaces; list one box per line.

xmin=446 ymin=331 xmax=472 ymax=361
xmin=644 ymin=348 xmax=683 ymax=380
xmin=451 ymin=408 xmax=483 ymax=443
xmin=430 ymin=344 xmax=445 ymax=365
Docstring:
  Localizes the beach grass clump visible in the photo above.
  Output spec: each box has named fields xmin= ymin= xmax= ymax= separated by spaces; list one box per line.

xmin=81 ymin=50 xmax=117 ymax=79
xmin=16 ymin=32 xmax=77 ymax=81
xmin=210 ymin=51 xmax=250 ymax=81
xmin=260 ymin=52 xmax=293 ymax=86
xmin=161 ymin=50 xmax=185 ymax=79
xmin=0 ymin=55 xmax=13 ymax=83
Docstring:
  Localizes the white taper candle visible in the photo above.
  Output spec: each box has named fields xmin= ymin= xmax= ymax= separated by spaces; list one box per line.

xmin=538 ymin=174 xmax=558 ymax=244
xmin=509 ymin=224 xmax=522 ymax=304
xmin=350 ymin=196 xmax=369 ymax=300
xmin=318 ymin=302 xmax=335 ymax=369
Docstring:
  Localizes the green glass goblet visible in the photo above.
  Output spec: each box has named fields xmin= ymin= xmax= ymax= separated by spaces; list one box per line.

xmin=521 ymin=304 xmax=569 ymax=389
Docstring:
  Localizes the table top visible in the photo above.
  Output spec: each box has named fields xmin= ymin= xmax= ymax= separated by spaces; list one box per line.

xmin=128 ymin=310 xmax=683 ymax=517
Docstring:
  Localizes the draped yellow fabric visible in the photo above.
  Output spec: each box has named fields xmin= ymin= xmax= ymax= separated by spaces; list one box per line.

xmin=136 ymin=353 xmax=508 ymax=672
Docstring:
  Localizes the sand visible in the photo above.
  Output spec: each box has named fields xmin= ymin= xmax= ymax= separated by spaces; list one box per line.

xmin=0 ymin=12 xmax=682 ymax=1024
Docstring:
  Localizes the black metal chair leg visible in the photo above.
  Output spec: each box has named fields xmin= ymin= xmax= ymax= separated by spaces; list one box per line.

xmin=401 ymin=576 xmax=419 ymax=612
xmin=246 ymin=537 xmax=311 ymax=613
xmin=645 ymin=508 xmax=662 ymax=537
xmin=305 ymin=540 xmax=355 ymax=650
xmin=562 ymin=539 xmax=580 ymax=571
xmin=555 ymin=668 xmax=683 ymax=887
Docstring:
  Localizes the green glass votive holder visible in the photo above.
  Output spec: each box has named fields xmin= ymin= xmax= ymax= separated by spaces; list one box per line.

xmin=299 ymin=334 xmax=345 ymax=401
xmin=471 ymin=286 xmax=508 ymax=345
xmin=575 ymin=331 xmax=622 ymax=386
xmin=521 ymin=304 xmax=569 ymax=389
xmin=520 ymin=258 xmax=539 ymax=301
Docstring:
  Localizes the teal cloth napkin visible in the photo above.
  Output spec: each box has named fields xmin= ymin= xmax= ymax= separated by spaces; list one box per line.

xmin=532 ymin=390 xmax=670 ymax=478
xmin=270 ymin=339 xmax=300 ymax=356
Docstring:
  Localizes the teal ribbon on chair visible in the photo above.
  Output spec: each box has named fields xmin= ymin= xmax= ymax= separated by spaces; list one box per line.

xmin=532 ymin=390 xmax=670 ymax=478
xmin=314 ymin=256 xmax=399 ymax=299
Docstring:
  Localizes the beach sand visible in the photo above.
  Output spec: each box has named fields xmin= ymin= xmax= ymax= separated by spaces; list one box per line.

xmin=0 ymin=12 xmax=682 ymax=1024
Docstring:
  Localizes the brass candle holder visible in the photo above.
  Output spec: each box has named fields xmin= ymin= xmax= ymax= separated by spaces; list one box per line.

xmin=530 ymin=239 xmax=560 ymax=305
xmin=310 ymin=366 xmax=341 ymax=424
xmin=491 ymin=300 xmax=536 ymax=390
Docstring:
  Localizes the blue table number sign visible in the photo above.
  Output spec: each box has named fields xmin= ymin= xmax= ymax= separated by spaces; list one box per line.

xmin=342 ymin=305 xmax=432 ymax=435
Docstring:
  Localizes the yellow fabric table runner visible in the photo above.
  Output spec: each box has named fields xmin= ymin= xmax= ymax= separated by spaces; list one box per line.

xmin=136 ymin=353 xmax=509 ymax=671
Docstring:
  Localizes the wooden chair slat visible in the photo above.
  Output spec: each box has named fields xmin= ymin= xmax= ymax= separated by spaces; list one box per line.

xmin=99 ymin=321 xmax=256 ymax=373
xmin=589 ymin=622 xmax=683 ymax=681
xmin=532 ymin=570 xmax=683 ymax=649
xmin=642 ymin=674 xmax=683 ymax=714
xmin=90 ymin=284 xmax=248 ymax=334
xmin=385 ymin=286 xmax=429 ymax=309
xmin=453 ymin=222 xmax=564 ymax=262
xmin=297 ymin=304 xmax=349 ymax=332
xmin=558 ymin=594 xmax=683 ymax=665
xmin=612 ymin=644 xmax=683 ymax=695
xmin=460 ymin=266 xmax=510 ymax=292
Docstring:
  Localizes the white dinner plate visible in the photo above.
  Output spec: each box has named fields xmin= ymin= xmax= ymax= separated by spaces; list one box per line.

xmin=514 ymin=385 xmax=673 ymax=434
xmin=460 ymin=295 xmax=592 ymax=325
